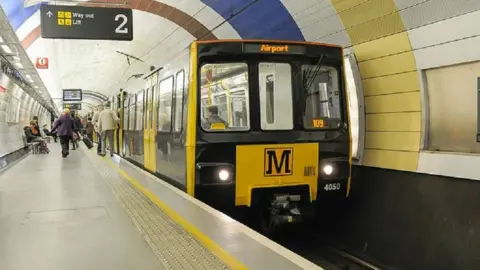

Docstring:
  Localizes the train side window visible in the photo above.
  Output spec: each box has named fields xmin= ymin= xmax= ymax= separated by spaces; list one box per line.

xmin=258 ymin=62 xmax=293 ymax=130
xmin=174 ymin=70 xmax=185 ymax=132
xmin=136 ymin=90 xmax=144 ymax=131
xmin=158 ymin=76 xmax=173 ymax=132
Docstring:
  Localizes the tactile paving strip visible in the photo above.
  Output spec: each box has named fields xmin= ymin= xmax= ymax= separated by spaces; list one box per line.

xmin=82 ymin=147 xmax=228 ymax=270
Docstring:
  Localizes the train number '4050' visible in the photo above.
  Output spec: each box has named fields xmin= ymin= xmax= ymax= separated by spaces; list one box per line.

xmin=324 ymin=183 xmax=341 ymax=191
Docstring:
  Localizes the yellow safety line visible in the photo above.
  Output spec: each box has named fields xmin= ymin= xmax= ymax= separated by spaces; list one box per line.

xmin=102 ymin=158 xmax=248 ymax=270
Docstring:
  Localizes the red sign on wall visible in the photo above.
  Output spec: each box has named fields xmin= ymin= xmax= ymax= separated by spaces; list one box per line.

xmin=35 ymin=57 xmax=49 ymax=69
xmin=0 ymin=85 xmax=6 ymax=93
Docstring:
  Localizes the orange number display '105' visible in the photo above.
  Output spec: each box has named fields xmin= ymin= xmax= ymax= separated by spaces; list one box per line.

xmin=312 ymin=119 xmax=324 ymax=128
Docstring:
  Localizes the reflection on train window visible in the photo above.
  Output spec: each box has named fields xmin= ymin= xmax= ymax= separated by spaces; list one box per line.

xmin=123 ymin=97 xmax=129 ymax=130
xmin=174 ymin=70 xmax=185 ymax=132
xmin=144 ymin=88 xmax=150 ymax=129
xmin=302 ymin=65 xmax=341 ymax=129
xmin=128 ymin=96 xmax=136 ymax=131
xmin=200 ymin=63 xmax=250 ymax=132
xmin=158 ymin=76 xmax=173 ymax=132
xmin=136 ymin=90 xmax=144 ymax=131
xmin=258 ymin=62 xmax=293 ymax=130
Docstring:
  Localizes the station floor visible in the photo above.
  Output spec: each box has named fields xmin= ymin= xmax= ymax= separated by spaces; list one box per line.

xmin=0 ymin=142 xmax=320 ymax=270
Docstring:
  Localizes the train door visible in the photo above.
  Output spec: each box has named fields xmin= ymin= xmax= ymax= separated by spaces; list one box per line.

xmin=110 ymin=96 xmax=118 ymax=154
xmin=144 ymin=73 xmax=158 ymax=172
xmin=116 ymin=92 xmax=123 ymax=155
xmin=149 ymin=82 xmax=157 ymax=172
xmin=143 ymin=87 xmax=151 ymax=168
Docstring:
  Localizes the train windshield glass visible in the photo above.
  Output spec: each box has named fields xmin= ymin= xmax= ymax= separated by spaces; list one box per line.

xmin=200 ymin=63 xmax=250 ymax=131
xmin=301 ymin=65 xmax=342 ymax=129
xmin=258 ymin=62 xmax=293 ymax=130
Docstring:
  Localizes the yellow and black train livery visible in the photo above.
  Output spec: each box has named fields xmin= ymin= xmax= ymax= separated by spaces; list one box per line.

xmin=110 ymin=39 xmax=351 ymax=231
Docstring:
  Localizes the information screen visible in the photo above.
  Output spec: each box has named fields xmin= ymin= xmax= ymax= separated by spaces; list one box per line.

xmin=63 ymin=103 xmax=82 ymax=110
xmin=63 ymin=89 xmax=82 ymax=101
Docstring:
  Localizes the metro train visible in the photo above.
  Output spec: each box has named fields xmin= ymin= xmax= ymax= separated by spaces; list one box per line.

xmin=107 ymin=39 xmax=352 ymax=233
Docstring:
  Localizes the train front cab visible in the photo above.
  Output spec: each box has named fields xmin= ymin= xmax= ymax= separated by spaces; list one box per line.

xmin=189 ymin=40 xmax=352 ymax=228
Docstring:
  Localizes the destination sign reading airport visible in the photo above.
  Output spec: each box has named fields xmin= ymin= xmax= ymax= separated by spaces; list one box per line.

xmin=40 ymin=4 xmax=133 ymax=41
xmin=63 ymin=89 xmax=82 ymax=101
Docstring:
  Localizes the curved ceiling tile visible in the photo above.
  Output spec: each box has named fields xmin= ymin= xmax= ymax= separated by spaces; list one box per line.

xmin=162 ymin=0 xmax=240 ymax=38
xmin=0 ymin=0 xmax=40 ymax=30
xmin=203 ymin=0 xmax=304 ymax=40
xmin=281 ymin=0 xmax=351 ymax=47
xmin=13 ymin=0 xmax=236 ymax=98
xmin=15 ymin=10 xmax=40 ymax=41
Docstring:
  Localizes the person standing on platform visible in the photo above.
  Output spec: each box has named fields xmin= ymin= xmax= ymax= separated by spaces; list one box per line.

xmin=52 ymin=108 xmax=74 ymax=158
xmin=98 ymin=103 xmax=119 ymax=157
xmin=92 ymin=105 xmax=104 ymax=155
xmin=85 ymin=117 xmax=94 ymax=141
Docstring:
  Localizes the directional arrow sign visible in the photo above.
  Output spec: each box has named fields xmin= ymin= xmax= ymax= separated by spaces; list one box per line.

xmin=40 ymin=4 xmax=133 ymax=41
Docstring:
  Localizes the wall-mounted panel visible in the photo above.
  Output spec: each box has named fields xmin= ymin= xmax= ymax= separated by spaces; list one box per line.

xmin=363 ymin=149 xmax=419 ymax=171
xmin=345 ymin=12 xmax=405 ymax=45
xmin=414 ymin=35 xmax=480 ymax=70
xmin=331 ymin=0 xmax=371 ymax=13
xmin=354 ymin=32 xmax=411 ymax=61
xmin=288 ymin=0 xmax=337 ymax=29
xmin=339 ymin=0 xmax=398 ymax=28
xmin=358 ymin=51 xmax=417 ymax=79
xmin=408 ymin=10 xmax=480 ymax=50
xmin=417 ymin=151 xmax=480 ymax=180
xmin=363 ymin=71 xmax=420 ymax=96
xmin=400 ymin=0 xmax=480 ymax=30
xmin=365 ymin=91 xmax=420 ymax=113
xmin=425 ymin=60 xmax=480 ymax=153
xmin=315 ymin=31 xmax=351 ymax=48
xmin=366 ymin=112 xmax=421 ymax=132
xmin=394 ymin=0 xmax=428 ymax=10
xmin=366 ymin=131 xmax=420 ymax=151
xmin=301 ymin=14 xmax=346 ymax=41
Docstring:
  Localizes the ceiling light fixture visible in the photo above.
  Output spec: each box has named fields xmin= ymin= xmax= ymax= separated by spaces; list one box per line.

xmin=15 ymin=62 xmax=23 ymax=69
xmin=1 ymin=45 xmax=12 ymax=54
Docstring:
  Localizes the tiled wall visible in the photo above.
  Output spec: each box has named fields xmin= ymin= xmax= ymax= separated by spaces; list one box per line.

xmin=0 ymin=71 xmax=50 ymax=158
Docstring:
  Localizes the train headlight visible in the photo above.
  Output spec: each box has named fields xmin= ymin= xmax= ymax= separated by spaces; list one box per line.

xmin=217 ymin=169 xmax=230 ymax=181
xmin=322 ymin=164 xmax=334 ymax=176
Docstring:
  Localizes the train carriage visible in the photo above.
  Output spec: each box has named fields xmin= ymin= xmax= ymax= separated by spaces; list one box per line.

xmin=113 ymin=39 xmax=352 ymax=233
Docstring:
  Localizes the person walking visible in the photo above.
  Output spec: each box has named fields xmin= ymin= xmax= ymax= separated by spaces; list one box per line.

xmin=52 ymin=108 xmax=74 ymax=158
xmin=98 ymin=103 xmax=119 ymax=157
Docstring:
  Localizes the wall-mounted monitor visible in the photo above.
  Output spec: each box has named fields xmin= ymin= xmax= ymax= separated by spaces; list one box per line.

xmin=63 ymin=89 xmax=82 ymax=101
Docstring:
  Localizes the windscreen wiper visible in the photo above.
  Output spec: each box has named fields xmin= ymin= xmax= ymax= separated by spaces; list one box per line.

xmin=303 ymin=54 xmax=325 ymax=94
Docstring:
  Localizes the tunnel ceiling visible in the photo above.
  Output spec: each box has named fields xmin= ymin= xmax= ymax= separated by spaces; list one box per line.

xmin=2 ymin=0 xmax=477 ymax=115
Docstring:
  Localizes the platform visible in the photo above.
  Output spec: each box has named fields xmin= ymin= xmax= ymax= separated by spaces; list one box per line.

xmin=0 ymin=142 xmax=321 ymax=270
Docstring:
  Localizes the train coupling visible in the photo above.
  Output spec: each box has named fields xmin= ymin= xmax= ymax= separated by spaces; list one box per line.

xmin=269 ymin=194 xmax=303 ymax=225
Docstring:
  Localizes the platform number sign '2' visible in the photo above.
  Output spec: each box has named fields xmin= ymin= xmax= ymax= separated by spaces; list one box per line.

xmin=115 ymin=14 xmax=128 ymax=34
xmin=40 ymin=4 xmax=133 ymax=41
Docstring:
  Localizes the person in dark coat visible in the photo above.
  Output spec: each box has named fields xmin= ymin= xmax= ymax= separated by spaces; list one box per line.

xmin=52 ymin=108 xmax=74 ymax=158
xmin=85 ymin=117 xmax=94 ymax=141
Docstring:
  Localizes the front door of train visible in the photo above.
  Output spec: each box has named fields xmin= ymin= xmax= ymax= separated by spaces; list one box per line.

xmin=144 ymin=77 xmax=157 ymax=172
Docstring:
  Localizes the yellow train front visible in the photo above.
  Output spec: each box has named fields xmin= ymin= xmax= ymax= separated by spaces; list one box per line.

xmin=115 ymin=39 xmax=351 ymax=233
